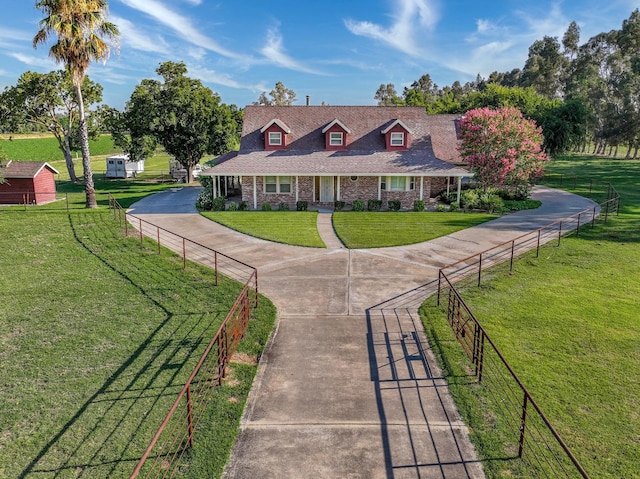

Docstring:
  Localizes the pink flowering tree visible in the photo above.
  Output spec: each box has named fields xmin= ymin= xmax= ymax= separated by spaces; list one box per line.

xmin=458 ymin=107 xmax=549 ymax=195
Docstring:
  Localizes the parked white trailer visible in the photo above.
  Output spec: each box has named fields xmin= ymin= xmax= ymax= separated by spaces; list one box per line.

xmin=105 ymin=154 xmax=145 ymax=178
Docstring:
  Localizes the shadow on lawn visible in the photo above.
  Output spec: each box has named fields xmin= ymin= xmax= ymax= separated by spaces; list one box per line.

xmin=19 ymin=212 xmax=228 ymax=478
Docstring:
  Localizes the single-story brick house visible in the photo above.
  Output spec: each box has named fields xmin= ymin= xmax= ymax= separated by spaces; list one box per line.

xmin=203 ymin=106 xmax=470 ymax=210
xmin=0 ymin=160 xmax=59 ymax=204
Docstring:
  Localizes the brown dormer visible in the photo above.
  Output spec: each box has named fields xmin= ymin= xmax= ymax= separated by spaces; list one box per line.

xmin=260 ymin=119 xmax=292 ymax=150
xmin=381 ymin=119 xmax=412 ymax=150
xmin=322 ymin=119 xmax=351 ymax=150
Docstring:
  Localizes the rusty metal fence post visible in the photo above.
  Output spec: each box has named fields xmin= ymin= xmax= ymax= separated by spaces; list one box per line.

xmin=519 ymin=393 xmax=529 ymax=458
xmin=186 ymin=386 xmax=194 ymax=447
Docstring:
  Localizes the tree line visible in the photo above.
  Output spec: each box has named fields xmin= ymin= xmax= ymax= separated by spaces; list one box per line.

xmin=375 ymin=10 xmax=640 ymax=158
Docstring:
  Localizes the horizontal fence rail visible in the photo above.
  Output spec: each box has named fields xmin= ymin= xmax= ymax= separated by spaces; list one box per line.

xmin=432 ymin=185 xmax=621 ymax=478
xmin=106 ymin=194 xmax=258 ymax=478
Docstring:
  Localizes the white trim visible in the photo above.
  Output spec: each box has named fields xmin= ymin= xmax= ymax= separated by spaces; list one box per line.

xmin=420 ymin=175 xmax=424 ymax=200
xmin=336 ymin=176 xmax=341 ymax=201
xmin=446 ymin=176 xmax=451 ymax=196
xmin=322 ymin=119 xmax=352 ymax=134
xmin=260 ymin=118 xmax=291 ymax=134
xmin=457 ymin=177 xmax=462 ymax=204
xmin=390 ymin=132 xmax=404 ymax=146
xmin=268 ymin=131 xmax=282 ymax=146
xmin=295 ymin=176 xmax=299 ymax=202
xmin=264 ymin=175 xmax=292 ymax=194
xmin=381 ymin=119 xmax=413 ymax=134
xmin=253 ymin=176 xmax=257 ymax=209
xmin=377 ymin=176 xmax=382 ymax=200
xmin=329 ymin=132 xmax=343 ymax=146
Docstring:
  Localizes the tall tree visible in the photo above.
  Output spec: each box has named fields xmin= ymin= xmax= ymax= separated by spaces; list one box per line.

xmin=253 ymin=81 xmax=297 ymax=106
xmin=458 ymin=107 xmax=549 ymax=193
xmin=126 ymin=61 xmax=239 ymax=182
xmin=374 ymin=83 xmax=402 ymax=106
xmin=1 ymin=70 xmax=102 ymax=182
xmin=521 ymin=36 xmax=567 ymax=98
xmin=33 ymin=0 xmax=119 ymax=208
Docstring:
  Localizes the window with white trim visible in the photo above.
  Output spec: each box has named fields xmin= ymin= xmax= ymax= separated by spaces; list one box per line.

xmin=381 ymin=176 xmax=415 ymax=191
xmin=268 ymin=131 xmax=282 ymax=146
xmin=390 ymin=132 xmax=404 ymax=146
xmin=329 ymin=132 xmax=343 ymax=146
xmin=264 ymin=176 xmax=291 ymax=193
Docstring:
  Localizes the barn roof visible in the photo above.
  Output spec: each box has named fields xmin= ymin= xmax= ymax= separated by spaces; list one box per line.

xmin=0 ymin=161 xmax=60 ymax=178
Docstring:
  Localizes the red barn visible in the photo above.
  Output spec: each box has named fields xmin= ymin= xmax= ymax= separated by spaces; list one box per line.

xmin=0 ymin=161 xmax=59 ymax=205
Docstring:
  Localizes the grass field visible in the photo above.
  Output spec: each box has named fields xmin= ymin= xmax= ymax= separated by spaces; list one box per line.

xmin=333 ymin=211 xmax=498 ymax=248
xmin=420 ymin=154 xmax=640 ymax=478
xmin=0 ymin=209 xmax=276 ymax=478
xmin=0 ymin=133 xmax=215 ymax=182
xmin=202 ymin=211 xmax=325 ymax=248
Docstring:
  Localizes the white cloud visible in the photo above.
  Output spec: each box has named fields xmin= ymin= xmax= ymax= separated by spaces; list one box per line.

xmin=0 ymin=27 xmax=34 ymax=49
xmin=260 ymin=26 xmax=323 ymax=75
xmin=118 ymin=0 xmax=243 ymax=59
xmin=476 ymin=19 xmax=495 ymax=34
xmin=182 ymin=0 xmax=202 ymax=5
xmin=187 ymin=47 xmax=207 ymax=61
xmin=188 ymin=65 xmax=263 ymax=92
xmin=9 ymin=53 xmax=58 ymax=70
xmin=111 ymin=15 xmax=169 ymax=54
xmin=344 ymin=0 xmax=439 ymax=56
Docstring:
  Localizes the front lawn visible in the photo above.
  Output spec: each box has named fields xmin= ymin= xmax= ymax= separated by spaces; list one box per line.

xmin=333 ymin=211 xmax=498 ymax=248
xmin=0 ymin=210 xmax=276 ymax=478
xmin=420 ymin=154 xmax=640 ymax=478
xmin=202 ymin=211 xmax=326 ymax=248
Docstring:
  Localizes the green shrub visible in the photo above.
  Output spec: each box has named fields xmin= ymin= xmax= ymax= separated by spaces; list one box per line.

xmin=449 ymin=201 xmax=460 ymax=212
xmin=261 ymin=202 xmax=272 ymax=211
xmin=238 ymin=201 xmax=249 ymax=211
xmin=460 ymin=189 xmax=480 ymax=209
xmin=227 ymin=201 xmax=238 ymax=211
xmin=435 ymin=204 xmax=447 ymax=212
xmin=388 ymin=199 xmax=401 ymax=211
xmin=352 ymin=199 xmax=365 ymax=212
xmin=479 ymin=193 xmax=504 ymax=213
xmin=278 ymin=202 xmax=290 ymax=211
xmin=334 ymin=200 xmax=345 ymax=211
xmin=413 ymin=199 xmax=425 ymax=211
xmin=211 ymin=196 xmax=226 ymax=211
xmin=296 ymin=200 xmax=308 ymax=211
xmin=196 ymin=190 xmax=213 ymax=210
xmin=367 ymin=199 xmax=382 ymax=211
xmin=199 ymin=176 xmax=213 ymax=188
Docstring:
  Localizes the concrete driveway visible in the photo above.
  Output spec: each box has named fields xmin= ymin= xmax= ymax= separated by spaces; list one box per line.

xmin=128 ymin=186 xmax=597 ymax=478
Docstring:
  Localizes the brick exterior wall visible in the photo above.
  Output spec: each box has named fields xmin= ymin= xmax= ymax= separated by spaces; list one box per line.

xmin=240 ymin=175 xmax=438 ymax=210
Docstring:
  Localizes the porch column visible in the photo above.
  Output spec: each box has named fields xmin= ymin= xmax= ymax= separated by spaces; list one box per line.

xmin=253 ymin=176 xmax=257 ymax=210
xmin=213 ymin=176 xmax=218 ymax=198
xmin=378 ymin=176 xmax=382 ymax=201
xmin=295 ymin=176 xmax=299 ymax=203
xmin=312 ymin=177 xmax=316 ymax=203
xmin=224 ymin=176 xmax=228 ymax=196
xmin=456 ymin=176 xmax=462 ymax=203
xmin=336 ymin=176 xmax=341 ymax=201
xmin=419 ymin=175 xmax=424 ymax=200
xmin=446 ymin=176 xmax=450 ymax=196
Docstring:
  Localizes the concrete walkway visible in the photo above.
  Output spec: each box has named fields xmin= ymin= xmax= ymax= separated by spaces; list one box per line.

xmin=127 ymin=186 xmax=598 ymax=478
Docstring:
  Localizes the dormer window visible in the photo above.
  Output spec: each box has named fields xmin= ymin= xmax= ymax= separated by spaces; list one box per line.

xmin=329 ymin=132 xmax=343 ymax=146
xmin=390 ymin=132 xmax=404 ymax=146
xmin=322 ymin=119 xmax=351 ymax=150
xmin=260 ymin=119 xmax=291 ymax=150
xmin=381 ymin=119 xmax=412 ymax=149
xmin=269 ymin=131 xmax=282 ymax=146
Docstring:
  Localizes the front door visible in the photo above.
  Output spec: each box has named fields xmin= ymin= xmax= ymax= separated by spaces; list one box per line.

xmin=319 ymin=176 xmax=334 ymax=202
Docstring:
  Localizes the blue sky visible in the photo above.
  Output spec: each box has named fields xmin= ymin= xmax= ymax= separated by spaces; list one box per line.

xmin=0 ymin=0 xmax=639 ymax=109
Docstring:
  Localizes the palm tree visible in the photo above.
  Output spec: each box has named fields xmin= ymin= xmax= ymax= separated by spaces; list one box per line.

xmin=33 ymin=0 xmax=118 ymax=208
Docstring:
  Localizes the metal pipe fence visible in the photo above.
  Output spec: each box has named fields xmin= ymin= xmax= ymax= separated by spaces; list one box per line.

xmin=106 ymin=194 xmax=258 ymax=478
xmin=432 ymin=184 xmax=621 ymax=478
xmin=437 ymin=272 xmax=590 ymax=478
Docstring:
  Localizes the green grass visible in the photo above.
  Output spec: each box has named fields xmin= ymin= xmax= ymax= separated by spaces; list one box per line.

xmin=0 ymin=134 xmax=209 ymax=182
xmin=420 ymin=154 xmax=640 ymax=478
xmin=333 ymin=211 xmax=498 ymax=248
xmin=0 ymin=210 xmax=276 ymax=478
xmin=202 ymin=211 xmax=326 ymax=248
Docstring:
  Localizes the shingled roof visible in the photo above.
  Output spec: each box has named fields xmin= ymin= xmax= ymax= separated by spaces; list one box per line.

xmin=0 ymin=161 xmax=59 ymax=178
xmin=206 ymin=106 xmax=467 ymax=177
